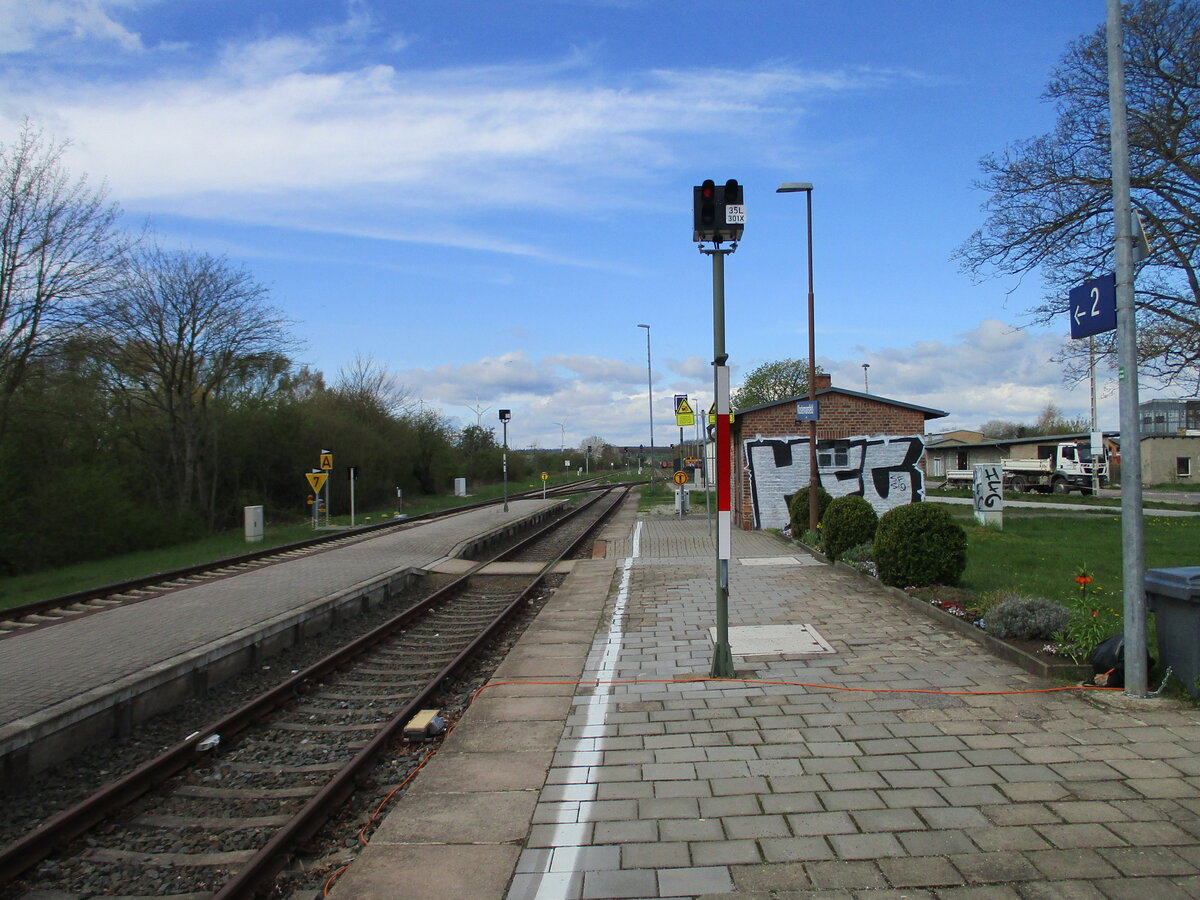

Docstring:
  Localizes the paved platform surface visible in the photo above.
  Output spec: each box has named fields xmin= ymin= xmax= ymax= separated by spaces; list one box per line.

xmin=332 ymin=503 xmax=1200 ymax=900
xmin=0 ymin=499 xmax=559 ymax=740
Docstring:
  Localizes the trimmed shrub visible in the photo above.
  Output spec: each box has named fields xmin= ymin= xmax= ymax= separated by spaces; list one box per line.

xmin=873 ymin=502 xmax=967 ymax=588
xmin=788 ymin=485 xmax=832 ymax=539
xmin=821 ymin=495 xmax=879 ymax=560
xmin=985 ymin=595 xmax=1069 ymax=641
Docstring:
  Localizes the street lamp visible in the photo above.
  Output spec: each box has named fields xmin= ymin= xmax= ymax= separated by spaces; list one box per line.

xmin=776 ymin=182 xmax=820 ymax=533
xmin=553 ymin=420 xmax=567 ymax=452
xmin=637 ymin=323 xmax=654 ymax=477
xmin=862 ymin=363 xmax=870 ymax=393
xmin=499 ymin=408 xmax=511 ymax=512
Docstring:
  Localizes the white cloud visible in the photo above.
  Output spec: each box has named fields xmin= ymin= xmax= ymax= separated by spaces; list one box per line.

xmin=1 ymin=48 xmax=900 ymax=254
xmin=0 ymin=0 xmax=145 ymax=53
xmin=395 ymin=319 xmax=1123 ymax=449
xmin=827 ymin=319 xmax=1118 ymax=433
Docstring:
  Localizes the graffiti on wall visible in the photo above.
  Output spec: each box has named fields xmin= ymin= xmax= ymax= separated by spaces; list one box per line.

xmin=745 ymin=434 xmax=926 ymax=529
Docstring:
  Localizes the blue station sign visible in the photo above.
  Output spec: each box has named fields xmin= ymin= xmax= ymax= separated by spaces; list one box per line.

xmin=1069 ymin=273 xmax=1117 ymax=340
xmin=795 ymin=400 xmax=820 ymax=422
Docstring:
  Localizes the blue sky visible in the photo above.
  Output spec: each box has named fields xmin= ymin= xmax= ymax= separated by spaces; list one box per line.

xmin=3 ymin=1 xmax=1153 ymax=449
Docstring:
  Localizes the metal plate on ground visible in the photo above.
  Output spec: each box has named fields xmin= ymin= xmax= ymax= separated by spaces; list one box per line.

xmin=738 ymin=556 xmax=824 ymax=567
xmin=709 ymin=624 xmax=835 ymax=656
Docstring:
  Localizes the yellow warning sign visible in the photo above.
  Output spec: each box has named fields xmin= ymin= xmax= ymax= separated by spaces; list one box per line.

xmin=674 ymin=394 xmax=694 ymax=426
xmin=673 ymin=471 xmax=689 ymax=485
xmin=306 ymin=471 xmax=328 ymax=493
xmin=319 ymin=453 xmax=333 ymax=470
xmin=707 ymin=402 xmax=733 ymax=425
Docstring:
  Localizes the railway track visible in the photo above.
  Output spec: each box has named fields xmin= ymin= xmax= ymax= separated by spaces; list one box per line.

xmin=0 ymin=484 xmax=629 ymax=898
xmin=0 ymin=475 xmax=616 ymax=640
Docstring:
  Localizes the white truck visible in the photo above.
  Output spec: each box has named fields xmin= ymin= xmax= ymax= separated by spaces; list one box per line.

xmin=944 ymin=441 xmax=1108 ymax=496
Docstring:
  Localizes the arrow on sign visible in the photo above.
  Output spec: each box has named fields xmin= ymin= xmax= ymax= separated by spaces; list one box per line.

xmin=1068 ymin=273 xmax=1116 ymax=340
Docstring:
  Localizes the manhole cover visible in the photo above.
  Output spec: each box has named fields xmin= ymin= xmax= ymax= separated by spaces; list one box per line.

xmin=710 ymin=624 xmax=835 ymax=656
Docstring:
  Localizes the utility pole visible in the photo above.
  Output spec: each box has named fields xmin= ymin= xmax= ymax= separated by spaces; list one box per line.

xmin=1107 ymin=0 xmax=1147 ymax=697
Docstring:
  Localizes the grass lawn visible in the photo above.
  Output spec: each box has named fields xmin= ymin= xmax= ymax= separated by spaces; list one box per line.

xmin=954 ymin=511 xmax=1198 ymax=606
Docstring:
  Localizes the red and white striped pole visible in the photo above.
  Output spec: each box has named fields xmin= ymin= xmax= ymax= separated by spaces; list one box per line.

xmin=710 ymin=247 xmax=735 ymax=678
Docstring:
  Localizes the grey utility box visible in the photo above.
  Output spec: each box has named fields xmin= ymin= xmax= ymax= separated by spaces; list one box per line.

xmin=1145 ymin=567 xmax=1200 ymax=697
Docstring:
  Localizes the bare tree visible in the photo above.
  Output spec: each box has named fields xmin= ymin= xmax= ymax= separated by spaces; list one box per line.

xmin=0 ymin=121 xmax=127 ymax=439
xmin=100 ymin=245 xmax=295 ymax=522
xmin=957 ymin=0 xmax=1200 ymax=388
xmin=334 ymin=353 xmax=413 ymax=418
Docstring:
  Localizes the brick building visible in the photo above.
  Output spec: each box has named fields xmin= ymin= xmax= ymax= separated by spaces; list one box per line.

xmin=728 ymin=375 xmax=946 ymax=530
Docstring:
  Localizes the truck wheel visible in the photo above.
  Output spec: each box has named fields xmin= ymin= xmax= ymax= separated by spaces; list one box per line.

xmin=1010 ymin=475 xmax=1026 ymax=493
xmin=1052 ymin=478 xmax=1069 ymax=495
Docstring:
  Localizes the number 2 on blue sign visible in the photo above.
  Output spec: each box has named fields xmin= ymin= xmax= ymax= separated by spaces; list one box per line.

xmin=1090 ymin=286 xmax=1100 ymax=316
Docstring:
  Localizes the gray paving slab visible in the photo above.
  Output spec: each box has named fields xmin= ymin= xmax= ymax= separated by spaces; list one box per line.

xmin=329 ymin=508 xmax=1200 ymax=900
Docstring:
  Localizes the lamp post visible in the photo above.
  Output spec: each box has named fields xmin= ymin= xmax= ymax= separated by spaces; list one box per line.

xmin=776 ymin=182 xmax=819 ymax=533
xmin=499 ymin=408 xmax=511 ymax=512
xmin=553 ymin=420 xmax=567 ymax=452
xmin=862 ymin=363 xmax=870 ymax=393
xmin=638 ymin=323 xmax=654 ymax=477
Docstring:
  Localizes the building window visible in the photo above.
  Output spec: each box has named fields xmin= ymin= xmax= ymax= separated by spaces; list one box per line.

xmin=1178 ymin=457 xmax=1192 ymax=478
xmin=817 ymin=441 xmax=850 ymax=469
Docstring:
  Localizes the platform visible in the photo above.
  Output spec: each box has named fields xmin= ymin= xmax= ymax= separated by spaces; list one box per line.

xmin=0 ymin=498 xmax=564 ymax=781
xmin=331 ymin=506 xmax=1200 ymax=900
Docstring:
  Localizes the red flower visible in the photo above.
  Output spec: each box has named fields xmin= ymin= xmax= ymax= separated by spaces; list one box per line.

xmin=1076 ymin=575 xmax=1093 ymax=586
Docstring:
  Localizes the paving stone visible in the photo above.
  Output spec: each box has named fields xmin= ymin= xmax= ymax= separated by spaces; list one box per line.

xmin=758 ymin=837 xmax=835 ymax=862
xmin=803 ymin=859 xmax=888 ymax=890
xmin=579 ymin=868 xmax=658 ymax=899
xmin=949 ymin=850 xmax=1042 ymax=884
xmin=620 ymin=840 xmax=690 ymax=869
xmin=689 ymin=839 xmax=762 ymax=866
xmin=848 ymin=807 xmax=925 ymax=832
xmin=659 ymin=865 xmax=735 ymax=897
xmin=896 ymin=828 xmax=977 ymax=856
xmin=1034 ymin=822 xmax=1126 ymax=850
xmin=827 ymin=832 xmax=906 ymax=860
xmin=1023 ymin=848 xmax=1120 ymax=880
xmin=968 ymin=825 xmax=1053 ymax=853
xmin=1097 ymin=845 xmax=1198 ymax=877
xmin=877 ymin=855 xmax=965 ymax=887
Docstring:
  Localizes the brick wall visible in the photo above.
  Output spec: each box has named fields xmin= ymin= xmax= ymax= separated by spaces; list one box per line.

xmin=730 ymin=392 xmax=929 ymax=530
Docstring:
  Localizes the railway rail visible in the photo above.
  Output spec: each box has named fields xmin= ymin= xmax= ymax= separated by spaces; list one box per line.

xmin=0 ymin=475 xmax=616 ymax=639
xmin=1 ymin=483 xmax=630 ymax=898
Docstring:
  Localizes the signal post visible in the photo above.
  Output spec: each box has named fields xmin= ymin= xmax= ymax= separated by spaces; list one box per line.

xmin=694 ymin=178 xmax=744 ymax=678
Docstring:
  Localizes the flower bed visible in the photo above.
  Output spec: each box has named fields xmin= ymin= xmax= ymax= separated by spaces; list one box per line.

xmin=825 ymin=559 xmax=1093 ymax=682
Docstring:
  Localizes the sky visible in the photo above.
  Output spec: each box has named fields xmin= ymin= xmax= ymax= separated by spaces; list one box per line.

xmin=1 ymin=0 xmax=1168 ymax=451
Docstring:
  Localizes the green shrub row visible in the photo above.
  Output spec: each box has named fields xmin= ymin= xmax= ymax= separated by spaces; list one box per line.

xmin=788 ymin=488 xmax=968 ymax=589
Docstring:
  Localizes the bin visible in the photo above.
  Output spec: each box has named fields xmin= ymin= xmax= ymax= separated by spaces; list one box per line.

xmin=1145 ymin=567 xmax=1200 ymax=697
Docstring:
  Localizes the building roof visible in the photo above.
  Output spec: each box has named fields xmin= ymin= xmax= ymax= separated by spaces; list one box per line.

xmin=735 ymin=387 xmax=947 ymax=420
xmin=926 ymin=432 xmax=1118 ymax=453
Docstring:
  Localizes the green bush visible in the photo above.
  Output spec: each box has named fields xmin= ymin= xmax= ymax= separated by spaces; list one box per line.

xmin=820 ymin=495 xmax=879 ymax=560
xmin=873 ymin=502 xmax=968 ymax=588
xmin=789 ymin=484 xmax=832 ymax=538
xmin=985 ymin=595 xmax=1069 ymax=640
